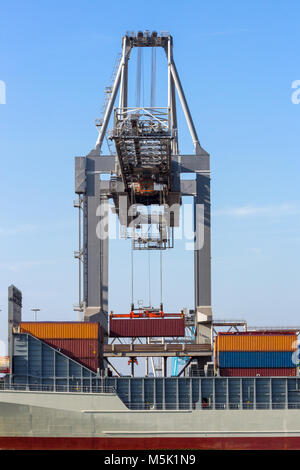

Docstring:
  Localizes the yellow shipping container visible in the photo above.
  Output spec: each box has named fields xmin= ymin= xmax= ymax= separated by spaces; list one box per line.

xmin=20 ymin=322 xmax=99 ymax=339
xmin=216 ymin=334 xmax=297 ymax=352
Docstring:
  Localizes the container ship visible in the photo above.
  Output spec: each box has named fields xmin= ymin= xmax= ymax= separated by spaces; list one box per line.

xmin=1 ymin=31 xmax=300 ymax=451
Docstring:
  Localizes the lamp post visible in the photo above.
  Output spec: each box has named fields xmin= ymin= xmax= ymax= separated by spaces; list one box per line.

xmin=30 ymin=308 xmax=40 ymax=322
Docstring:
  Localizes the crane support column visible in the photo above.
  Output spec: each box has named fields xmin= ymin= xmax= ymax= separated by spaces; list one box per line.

xmin=194 ymin=172 xmax=212 ymax=345
xmin=172 ymin=151 xmax=212 ymax=345
xmin=75 ymin=154 xmax=116 ymax=334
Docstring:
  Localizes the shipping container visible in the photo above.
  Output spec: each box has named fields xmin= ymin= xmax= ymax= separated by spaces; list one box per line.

xmin=219 ymin=368 xmax=297 ymax=377
xmin=218 ymin=330 xmax=297 ymax=335
xmin=20 ymin=322 xmax=99 ymax=339
xmin=109 ymin=318 xmax=185 ymax=338
xmin=216 ymin=332 xmax=297 ymax=352
xmin=42 ymin=338 xmax=99 ymax=372
xmin=218 ymin=351 xmax=296 ymax=368
xmin=0 ymin=356 xmax=9 ymax=374
xmin=0 ymin=357 xmax=9 ymax=368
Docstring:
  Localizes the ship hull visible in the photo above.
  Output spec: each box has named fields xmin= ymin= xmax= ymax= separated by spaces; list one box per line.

xmin=1 ymin=390 xmax=300 ymax=450
xmin=2 ymin=436 xmax=300 ymax=450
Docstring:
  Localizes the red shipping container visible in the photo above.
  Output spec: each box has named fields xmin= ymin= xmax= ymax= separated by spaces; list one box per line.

xmin=109 ymin=318 xmax=185 ymax=338
xmin=219 ymin=368 xmax=297 ymax=377
xmin=42 ymin=338 xmax=99 ymax=372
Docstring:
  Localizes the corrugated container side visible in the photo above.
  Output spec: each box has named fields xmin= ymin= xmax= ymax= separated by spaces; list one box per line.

xmin=42 ymin=338 xmax=98 ymax=372
xmin=219 ymin=368 xmax=297 ymax=377
xmin=218 ymin=351 xmax=296 ymax=368
xmin=20 ymin=322 xmax=99 ymax=339
xmin=218 ymin=331 xmax=297 ymax=335
xmin=109 ymin=318 xmax=185 ymax=337
xmin=217 ymin=334 xmax=297 ymax=352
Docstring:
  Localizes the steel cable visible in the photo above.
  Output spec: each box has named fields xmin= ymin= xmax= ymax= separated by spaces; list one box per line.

xmin=151 ymin=47 xmax=156 ymax=107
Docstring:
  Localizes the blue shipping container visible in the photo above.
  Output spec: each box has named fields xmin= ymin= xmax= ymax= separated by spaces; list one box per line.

xmin=219 ymin=351 xmax=295 ymax=368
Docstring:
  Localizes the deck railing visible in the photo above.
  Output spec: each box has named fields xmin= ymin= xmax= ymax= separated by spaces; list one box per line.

xmin=0 ymin=383 xmax=115 ymax=394
xmin=124 ymin=402 xmax=300 ymax=411
xmin=1 ymin=383 xmax=300 ymax=411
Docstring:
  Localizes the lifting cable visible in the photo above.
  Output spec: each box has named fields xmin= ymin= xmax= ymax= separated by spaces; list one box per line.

xmin=131 ymin=240 xmax=134 ymax=310
xmin=133 ymin=47 xmax=142 ymax=309
xmin=136 ymin=47 xmax=142 ymax=108
xmin=151 ymin=47 xmax=156 ymax=107
xmin=142 ymin=47 xmax=145 ymax=108
xmin=147 ymin=202 xmax=151 ymax=309
xmin=159 ymin=190 xmax=163 ymax=310
xmin=148 ymin=247 xmax=151 ymax=308
xmin=147 ymin=46 xmax=156 ymax=308
xmin=160 ymin=248 xmax=163 ymax=309
xmin=132 ymin=45 xmax=160 ymax=311
xmin=136 ymin=46 xmax=145 ymax=109
xmin=131 ymin=189 xmax=134 ymax=310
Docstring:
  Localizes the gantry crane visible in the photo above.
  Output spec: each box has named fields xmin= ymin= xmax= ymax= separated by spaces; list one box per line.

xmin=74 ymin=31 xmax=213 ymax=375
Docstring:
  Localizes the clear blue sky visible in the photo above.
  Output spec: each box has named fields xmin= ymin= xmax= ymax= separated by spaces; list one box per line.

xmin=0 ymin=0 xmax=300 ymax=356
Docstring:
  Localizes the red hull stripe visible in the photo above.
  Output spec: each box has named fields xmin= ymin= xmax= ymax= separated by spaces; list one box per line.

xmin=1 ymin=437 xmax=300 ymax=450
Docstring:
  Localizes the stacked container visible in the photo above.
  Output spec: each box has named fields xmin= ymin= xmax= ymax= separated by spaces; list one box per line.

xmin=216 ymin=331 xmax=298 ymax=377
xmin=20 ymin=322 xmax=101 ymax=372
xmin=109 ymin=318 xmax=185 ymax=337
xmin=0 ymin=356 xmax=10 ymax=374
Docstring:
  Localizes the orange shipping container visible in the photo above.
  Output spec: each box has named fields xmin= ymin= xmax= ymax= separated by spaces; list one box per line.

xmin=0 ymin=356 xmax=9 ymax=368
xmin=20 ymin=322 xmax=99 ymax=339
xmin=216 ymin=333 xmax=297 ymax=352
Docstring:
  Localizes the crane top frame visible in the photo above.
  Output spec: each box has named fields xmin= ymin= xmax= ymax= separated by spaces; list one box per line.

xmin=124 ymin=30 xmax=170 ymax=48
xmin=95 ymin=30 xmax=202 ymax=156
